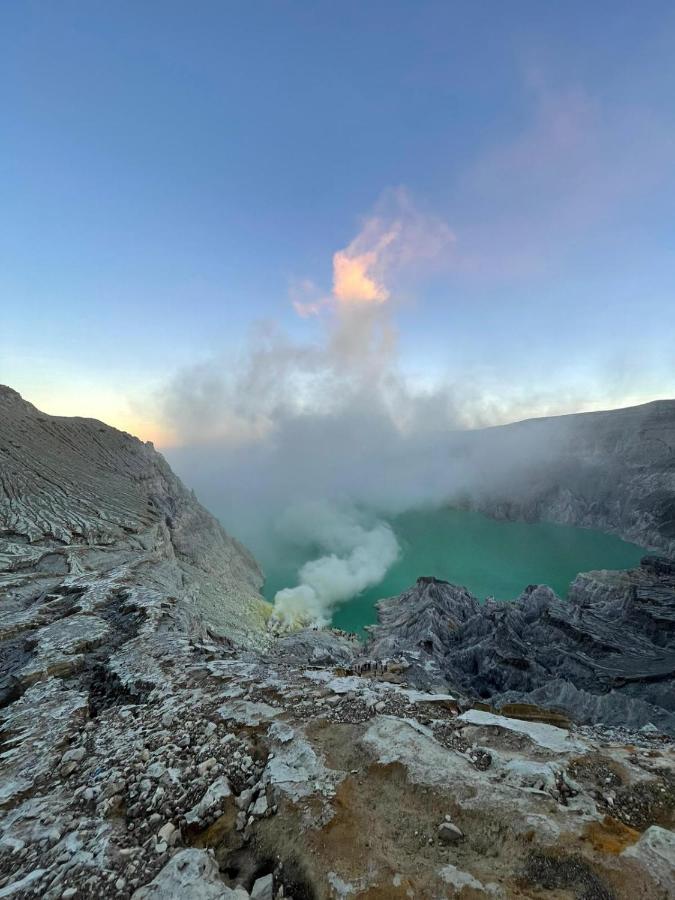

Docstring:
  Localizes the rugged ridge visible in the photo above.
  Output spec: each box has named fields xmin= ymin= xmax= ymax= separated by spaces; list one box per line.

xmin=366 ymin=557 xmax=675 ymax=735
xmin=452 ymin=399 xmax=675 ymax=555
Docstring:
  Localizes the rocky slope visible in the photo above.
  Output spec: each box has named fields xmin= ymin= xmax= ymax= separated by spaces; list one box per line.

xmin=1 ymin=388 xmax=674 ymax=899
xmin=452 ymin=399 xmax=675 ymax=555
xmin=366 ymin=557 xmax=675 ymax=735
xmin=0 ymin=384 xmax=267 ymax=655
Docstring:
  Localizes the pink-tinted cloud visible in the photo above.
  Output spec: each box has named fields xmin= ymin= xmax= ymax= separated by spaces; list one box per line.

xmin=454 ymin=75 xmax=675 ymax=280
xmin=293 ymin=188 xmax=455 ymax=316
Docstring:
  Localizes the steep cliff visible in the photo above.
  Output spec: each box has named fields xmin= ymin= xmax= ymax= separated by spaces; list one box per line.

xmin=453 ymin=399 xmax=675 ymax=555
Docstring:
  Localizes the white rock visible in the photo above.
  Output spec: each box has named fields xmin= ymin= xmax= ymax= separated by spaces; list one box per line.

xmin=197 ymin=757 xmax=218 ymax=776
xmin=267 ymin=722 xmax=294 ymax=744
xmin=236 ymin=788 xmax=255 ymax=810
xmin=263 ymin=732 xmax=337 ymax=802
xmin=251 ymin=873 xmax=273 ymax=900
xmin=131 ymin=849 xmax=249 ymax=898
xmin=457 ymin=710 xmax=585 ymax=753
xmin=157 ymin=822 xmax=175 ymax=843
xmin=251 ymin=794 xmax=268 ymax=817
xmin=0 ymin=869 xmax=46 ymax=898
xmin=622 ymin=826 xmax=675 ymax=891
xmin=185 ymin=776 xmax=232 ymax=826
xmin=219 ymin=700 xmax=279 ymax=727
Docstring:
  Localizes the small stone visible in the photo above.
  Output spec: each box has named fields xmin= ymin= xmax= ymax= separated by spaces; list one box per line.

xmin=438 ymin=822 xmax=463 ymax=845
xmin=251 ymin=873 xmax=274 ymax=900
xmin=62 ymin=890 xmax=77 ymax=899
xmin=375 ymin=701 xmax=386 ymax=713
xmin=236 ymin=787 xmax=255 ymax=810
xmin=251 ymin=794 xmax=268 ymax=817
xmin=197 ymin=757 xmax=217 ymax=776
xmin=157 ymin=822 xmax=175 ymax=843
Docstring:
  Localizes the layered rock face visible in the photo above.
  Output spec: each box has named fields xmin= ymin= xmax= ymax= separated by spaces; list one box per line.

xmin=0 ymin=384 xmax=268 ymax=660
xmin=452 ymin=399 xmax=675 ymax=554
xmin=366 ymin=558 xmax=675 ymax=735
xmin=1 ymin=388 xmax=674 ymax=899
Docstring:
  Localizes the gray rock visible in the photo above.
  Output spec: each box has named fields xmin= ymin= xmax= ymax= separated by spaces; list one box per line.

xmin=438 ymin=822 xmax=463 ymax=845
xmin=367 ymin=559 xmax=675 ymax=734
xmin=452 ymin=398 xmax=675 ymax=556
xmin=131 ymin=849 xmax=249 ymax=898
xmin=250 ymin=794 xmax=268 ymax=817
xmin=250 ymin=873 xmax=273 ymax=900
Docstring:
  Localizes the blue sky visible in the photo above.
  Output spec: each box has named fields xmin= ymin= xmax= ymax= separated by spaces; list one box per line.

xmin=1 ymin=1 xmax=674 ymax=443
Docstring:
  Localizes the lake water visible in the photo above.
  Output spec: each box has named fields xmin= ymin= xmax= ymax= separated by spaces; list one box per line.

xmin=261 ymin=507 xmax=644 ymax=635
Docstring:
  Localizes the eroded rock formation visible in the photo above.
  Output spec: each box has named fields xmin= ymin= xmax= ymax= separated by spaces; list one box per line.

xmin=366 ymin=558 xmax=675 ymax=735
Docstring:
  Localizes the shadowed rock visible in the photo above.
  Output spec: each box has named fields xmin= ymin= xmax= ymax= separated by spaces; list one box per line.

xmin=367 ymin=559 xmax=675 ymax=733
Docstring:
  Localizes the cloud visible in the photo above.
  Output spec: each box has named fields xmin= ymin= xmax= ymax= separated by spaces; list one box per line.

xmin=149 ymin=191 xmax=464 ymax=628
xmin=150 ymin=181 xmax=672 ymax=631
xmin=453 ymin=76 xmax=675 ymax=279
xmin=293 ymin=187 xmax=455 ymax=316
xmin=332 ymin=245 xmax=391 ymax=305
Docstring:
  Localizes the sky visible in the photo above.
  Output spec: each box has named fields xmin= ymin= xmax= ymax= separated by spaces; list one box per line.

xmin=1 ymin=1 xmax=675 ymax=447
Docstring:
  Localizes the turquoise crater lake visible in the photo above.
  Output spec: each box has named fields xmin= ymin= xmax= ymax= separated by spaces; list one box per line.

xmin=261 ymin=507 xmax=645 ymax=635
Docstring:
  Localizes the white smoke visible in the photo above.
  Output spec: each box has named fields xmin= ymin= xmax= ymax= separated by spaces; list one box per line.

xmin=153 ymin=191 xmax=630 ymax=633
xmin=268 ymin=504 xmax=400 ymax=632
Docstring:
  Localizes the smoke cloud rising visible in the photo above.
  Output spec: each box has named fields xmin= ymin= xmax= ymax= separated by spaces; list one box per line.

xmin=268 ymin=503 xmax=400 ymax=631
xmin=155 ymin=190 xmax=475 ymax=628
xmin=154 ymin=190 xmax=618 ymax=630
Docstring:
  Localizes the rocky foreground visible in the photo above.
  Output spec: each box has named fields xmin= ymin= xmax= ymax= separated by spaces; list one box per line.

xmin=1 ymin=387 xmax=674 ymax=899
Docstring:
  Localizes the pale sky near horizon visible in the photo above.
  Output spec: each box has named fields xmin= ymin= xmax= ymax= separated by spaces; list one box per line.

xmin=2 ymin=2 xmax=675 ymax=447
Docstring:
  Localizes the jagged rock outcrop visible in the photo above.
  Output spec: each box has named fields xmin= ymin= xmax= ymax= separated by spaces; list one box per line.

xmin=453 ymin=399 xmax=675 ymax=555
xmin=1 ymin=388 xmax=674 ymax=899
xmin=366 ymin=558 xmax=675 ymax=734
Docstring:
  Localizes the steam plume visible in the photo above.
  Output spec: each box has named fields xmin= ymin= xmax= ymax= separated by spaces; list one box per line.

xmin=153 ymin=190 xmax=615 ymax=631
xmin=268 ymin=504 xmax=400 ymax=631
